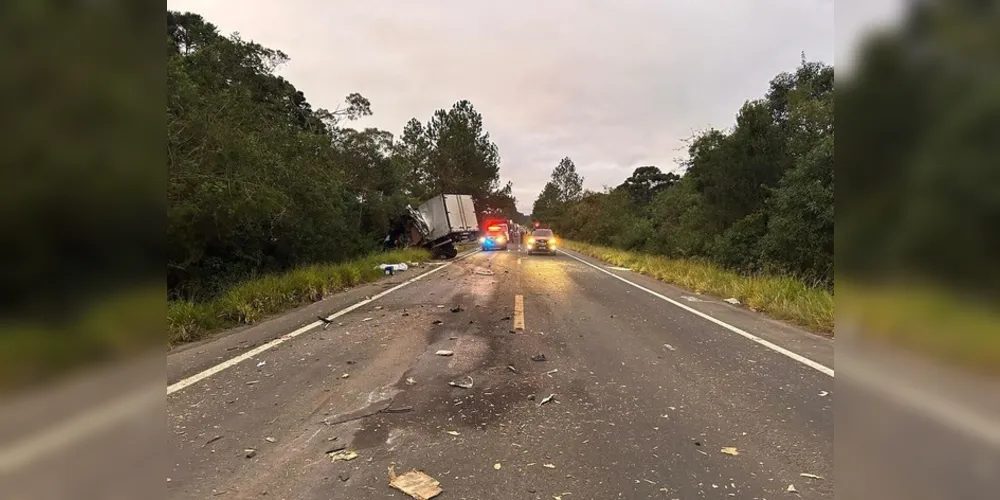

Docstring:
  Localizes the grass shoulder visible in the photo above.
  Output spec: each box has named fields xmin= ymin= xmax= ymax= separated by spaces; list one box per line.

xmin=167 ymin=248 xmax=430 ymax=346
xmin=562 ymin=240 xmax=834 ymax=334
xmin=839 ymin=281 xmax=1000 ymax=374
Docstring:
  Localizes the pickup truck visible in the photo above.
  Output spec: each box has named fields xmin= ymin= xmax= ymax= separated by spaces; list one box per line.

xmin=385 ymin=194 xmax=480 ymax=259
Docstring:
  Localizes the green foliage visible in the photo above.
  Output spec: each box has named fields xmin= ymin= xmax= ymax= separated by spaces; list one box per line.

xmin=167 ymin=11 xmax=513 ymax=300
xmin=618 ymin=166 xmax=679 ymax=207
xmin=167 ymin=249 xmax=429 ymax=345
xmin=564 ymin=241 xmax=834 ymax=333
xmin=535 ymin=59 xmax=835 ymax=289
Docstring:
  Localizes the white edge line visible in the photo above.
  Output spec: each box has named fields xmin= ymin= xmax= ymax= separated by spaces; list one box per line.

xmin=838 ymin=356 xmax=1000 ymax=447
xmin=0 ymin=384 xmax=161 ymax=473
xmin=559 ymin=249 xmax=834 ymax=377
xmin=167 ymin=249 xmax=480 ymax=395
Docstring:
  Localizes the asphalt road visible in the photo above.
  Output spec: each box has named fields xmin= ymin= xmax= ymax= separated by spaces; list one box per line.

xmin=167 ymin=244 xmax=837 ymax=499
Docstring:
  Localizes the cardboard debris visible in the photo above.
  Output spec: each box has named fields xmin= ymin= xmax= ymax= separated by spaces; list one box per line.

xmin=720 ymin=447 xmax=739 ymax=456
xmin=389 ymin=466 xmax=442 ymax=499
xmin=449 ymin=375 xmax=474 ymax=389
xmin=787 ymin=484 xmax=798 ymax=493
xmin=329 ymin=450 xmax=358 ymax=462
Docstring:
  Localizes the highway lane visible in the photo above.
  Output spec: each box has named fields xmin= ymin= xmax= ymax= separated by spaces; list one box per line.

xmin=167 ymin=244 xmax=834 ymax=499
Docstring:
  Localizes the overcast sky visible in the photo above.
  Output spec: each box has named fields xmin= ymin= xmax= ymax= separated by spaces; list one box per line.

xmin=168 ymin=0 xmax=835 ymax=212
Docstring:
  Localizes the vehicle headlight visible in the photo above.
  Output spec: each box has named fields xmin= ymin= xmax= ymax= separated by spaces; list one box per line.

xmin=479 ymin=237 xmax=486 ymax=243
xmin=527 ymin=237 xmax=535 ymax=245
xmin=497 ymin=236 xmax=506 ymax=244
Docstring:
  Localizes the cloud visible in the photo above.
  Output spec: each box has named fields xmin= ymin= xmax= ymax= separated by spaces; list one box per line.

xmin=168 ymin=0 xmax=834 ymax=212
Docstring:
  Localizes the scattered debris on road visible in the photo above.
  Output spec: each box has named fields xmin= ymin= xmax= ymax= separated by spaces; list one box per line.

xmin=663 ymin=344 xmax=676 ymax=351
xmin=382 ymin=406 xmax=414 ymax=414
xmin=435 ymin=350 xmax=454 ymax=356
xmin=681 ymin=295 xmax=703 ymax=302
xmin=493 ymin=463 xmax=502 ymax=470
xmin=244 ymin=448 xmax=256 ymax=458
xmin=724 ymin=297 xmax=741 ymax=305
xmin=799 ymin=473 xmax=824 ymax=480
xmin=264 ymin=437 xmax=276 ymax=443
xmin=538 ymin=394 xmax=556 ymax=407
xmin=246 ymin=380 xmax=259 ymax=386
xmin=341 ymin=373 xmax=350 ymax=379
xmin=448 ymin=375 xmax=474 ymax=389
xmin=531 ymin=354 xmax=547 ymax=362
xmin=432 ymin=320 xmax=443 ymax=325
xmin=450 ymin=305 xmax=463 ymax=313
xmin=317 ymin=316 xmax=335 ymax=329
xmin=406 ymin=377 xmax=417 ymax=386
xmin=542 ymin=463 xmax=556 ymax=469
xmin=328 ymin=450 xmax=359 ymax=462
xmin=256 ymin=360 xmax=266 ymax=368
xmin=819 ymin=391 xmax=829 ymax=397
xmin=204 ymin=435 xmax=223 ymax=447
xmin=474 ymin=269 xmax=495 ymax=276
xmin=338 ymin=472 xmax=350 ymax=482
xmin=507 ymin=365 xmax=518 ymax=374
xmin=445 ymin=430 xmax=460 ymax=436
xmin=720 ymin=447 xmax=740 ymax=456
xmin=388 ymin=466 xmax=442 ymax=499
xmin=500 ymin=315 xmax=511 ymax=321
xmin=363 ymin=317 xmax=374 ymax=322
xmin=787 ymin=484 xmax=798 ymax=493
xmin=544 ymin=369 xmax=558 ymax=377
xmin=377 ymin=263 xmax=409 ymax=274
xmin=608 ymin=266 xmax=631 ymax=271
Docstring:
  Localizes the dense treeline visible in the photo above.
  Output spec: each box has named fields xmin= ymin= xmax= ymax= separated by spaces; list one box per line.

xmin=167 ymin=11 xmax=522 ymax=300
xmin=837 ymin=2 xmax=1000 ymax=297
xmin=534 ymin=60 xmax=834 ymax=287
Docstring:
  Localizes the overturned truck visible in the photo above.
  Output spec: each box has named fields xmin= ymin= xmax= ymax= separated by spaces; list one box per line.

xmin=384 ymin=194 xmax=480 ymax=259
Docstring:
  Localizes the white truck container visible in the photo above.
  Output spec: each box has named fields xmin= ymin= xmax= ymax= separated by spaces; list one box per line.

xmin=416 ymin=194 xmax=480 ymax=242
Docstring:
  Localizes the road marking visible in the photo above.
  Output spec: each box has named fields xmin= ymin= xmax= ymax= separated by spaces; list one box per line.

xmin=168 ymin=249 xmax=481 ymax=395
xmin=559 ymin=250 xmax=834 ymax=377
xmin=513 ymin=295 xmax=525 ymax=331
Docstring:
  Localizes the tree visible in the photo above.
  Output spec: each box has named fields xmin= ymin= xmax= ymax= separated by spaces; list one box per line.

xmin=422 ymin=100 xmax=501 ymax=203
xmin=531 ymin=182 xmax=563 ymax=224
xmin=550 ymin=157 xmax=584 ymax=203
xmin=618 ymin=166 xmax=679 ymax=206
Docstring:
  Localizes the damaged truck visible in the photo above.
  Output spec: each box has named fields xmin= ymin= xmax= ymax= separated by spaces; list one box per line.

xmin=383 ymin=194 xmax=480 ymax=259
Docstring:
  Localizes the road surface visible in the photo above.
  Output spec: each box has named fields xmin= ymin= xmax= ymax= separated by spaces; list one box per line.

xmin=167 ymin=243 xmax=837 ymax=499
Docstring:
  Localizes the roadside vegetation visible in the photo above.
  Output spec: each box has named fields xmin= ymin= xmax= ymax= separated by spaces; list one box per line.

xmin=564 ymin=241 xmax=834 ymax=334
xmin=167 ymin=11 xmax=533 ymax=345
xmin=533 ymin=60 xmax=834 ymax=291
xmin=168 ymin=11 xmax=527 ymax=305
xmin=167 ymin=248 xmax=429 ymax=346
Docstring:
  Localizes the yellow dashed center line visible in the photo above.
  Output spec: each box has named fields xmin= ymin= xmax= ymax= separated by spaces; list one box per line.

xmin=513 ymin=294 xmax=525 ymax=331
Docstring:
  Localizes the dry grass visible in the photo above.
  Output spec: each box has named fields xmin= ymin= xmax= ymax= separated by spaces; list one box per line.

xmin=839 ymin=281 xmax=1000 ymax=373
xmin=563 ymin=240 xmax=834 ymax=334
xmin=167 ymin=248 xmax=430 ymax=345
